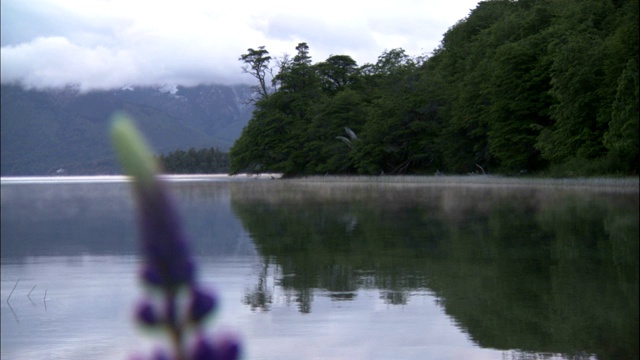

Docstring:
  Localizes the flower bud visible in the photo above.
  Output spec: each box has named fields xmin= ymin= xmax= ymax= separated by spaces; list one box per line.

xmin=141 ymin=266 xmax=163 ymax=287
xmin=190 ymin=337 xmax=216 ymax=360
xmin=136 ymin=300 xmax=160 ymax=326
xmin=213 ymin=334 xmax=241 ymax=360
xmin=189 ymin=288 xmax=217 ymax=323
xmin=189 ymin=335 xmax=240 ymax=360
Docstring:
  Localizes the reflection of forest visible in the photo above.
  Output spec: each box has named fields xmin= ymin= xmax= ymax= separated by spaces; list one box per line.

xmin=231 ymin=181 xmax=639 ymax=359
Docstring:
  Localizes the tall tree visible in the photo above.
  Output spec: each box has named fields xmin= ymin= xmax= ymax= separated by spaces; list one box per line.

xmin=239 ymin=46 xmax=273 ymax=100
xmin=484 ymin=2 xmax=554 ymax=172
xmin=273 ymin=42 xmax=318 ymax=94
xmin=352 ymin=49 xmax=430 ymax=174
xmin=431 ymin=0 xmax=513 ymax=173
xmin=316 ymin=55 xmax=358 ymax=94
xmin=306 ymin=88 xmax=366 ymax=174
xmin=604 ymin=59 xmax=639 ymax=172
xmin=536 ymin=0 xmax=617 ymax=163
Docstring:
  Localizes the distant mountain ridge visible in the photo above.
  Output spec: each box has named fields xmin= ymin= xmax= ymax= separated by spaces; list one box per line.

xmin=1 ymin=83 xmax=254 ymax=176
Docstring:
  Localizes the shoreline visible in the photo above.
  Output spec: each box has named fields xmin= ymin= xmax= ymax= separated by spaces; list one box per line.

xmin=2 ymin=174 xmax=638 ymax=192
xmin=286 ymin=175 xmax=640 ymax=193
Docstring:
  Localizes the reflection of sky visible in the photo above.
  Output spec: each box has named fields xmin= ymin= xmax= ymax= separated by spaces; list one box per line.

xmin=232 ymin=291 xmax=495 ymax=360
xmin=5 ymin=178 xmax=627 ymax=359
xmin=2 ymin=255 xmax=505 ymax=360
xmin=0 ymin=179 xmax=257 ymax=258
xmin=1 ymin=256 xmax=144 ymax=359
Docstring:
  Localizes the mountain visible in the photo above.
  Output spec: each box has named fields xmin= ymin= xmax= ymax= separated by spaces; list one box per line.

xmin=1 ymin=83 xmax=254 ymax=176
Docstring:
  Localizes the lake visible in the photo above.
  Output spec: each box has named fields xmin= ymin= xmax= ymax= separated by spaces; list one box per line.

xmin=1 ymin=175 xmax=638 ymax=360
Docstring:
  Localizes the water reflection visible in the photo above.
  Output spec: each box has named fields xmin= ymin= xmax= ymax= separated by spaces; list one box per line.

xmin=1 ymin=178 xmax=638 ymax=360
xmin=0 ymin=180 xmax=255 ymax=258
xmin=230 ymin=181 xmax=639 ymax=359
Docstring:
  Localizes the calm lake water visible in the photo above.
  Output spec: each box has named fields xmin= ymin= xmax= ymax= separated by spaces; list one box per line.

xmin=1 ymin=175 xmax=638 ymax=360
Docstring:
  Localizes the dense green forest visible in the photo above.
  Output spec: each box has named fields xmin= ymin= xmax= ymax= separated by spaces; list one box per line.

xmin=158 ymin=147 xmax=230 ymax=174
xmin=230 ymin=0 xmax=639 ymax=176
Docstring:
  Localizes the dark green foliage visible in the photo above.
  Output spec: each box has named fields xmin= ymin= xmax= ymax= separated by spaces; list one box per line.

xmin=239 ymin=46 xmax=272 ymax=100
xmin=316 ymin=55 xmax=359 ymax=94
xmin=231 ymin=0 xmax=639 ymax=176
xmin=536 ymin=0 xmax=639 ymax=171
xmin=604 ymin=59 xmax=639 ymax=172
xmin=306 ymin=89 xmax=366 ymax=174
xmin=158 ymin=147 xmax=230 ymax=174
xmin=353 ymin=49 xmax=436 ymax=174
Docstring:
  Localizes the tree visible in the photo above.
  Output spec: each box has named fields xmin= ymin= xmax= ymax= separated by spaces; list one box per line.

xmin=273 ymin=42 xmax=318 ymax=94
xmin=535 ymin=0 xmax=623 ymax=166
xmin=484 ymin=3 xmax=554 ymax=173
xmin=239 ymin=46 xmax=273 ymax=100
xmin=230 ymin=0 xmax=639 ymax=176
xmin=306 ymin=89 xmax=366 ymax=174
xmin=604 ymin=59 xmax=639 ymax=172
xmin=428 ymin=0 xmax=515 ymax=173
xmin=229 ymin=98 xmax=289 ymax=174
xmin=316 ymin=55 xmax=358 ymax=94
xmin=352 ymin=49 xmax=434 ymax=174
xmin=159 ymin=147 xmax=230 ymax=174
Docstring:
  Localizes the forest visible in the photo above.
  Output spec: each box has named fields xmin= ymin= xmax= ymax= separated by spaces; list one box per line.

xmin=158 ymin=147 xmax=230 ymax=174
xmin=229 ymin=0 xmax=638 ymax=177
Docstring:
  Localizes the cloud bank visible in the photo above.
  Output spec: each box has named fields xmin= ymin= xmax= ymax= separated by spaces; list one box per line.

xmin=1 ymin=0 xmax=479 ymax=92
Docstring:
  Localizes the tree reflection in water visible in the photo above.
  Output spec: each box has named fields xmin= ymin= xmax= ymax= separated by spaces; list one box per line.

xmin=231 ymin=180 xmax=639 ymax=360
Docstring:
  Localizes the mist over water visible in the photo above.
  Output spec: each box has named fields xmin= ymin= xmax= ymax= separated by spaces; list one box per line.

xmin=2 ymin=176 xmax=638 ymax=359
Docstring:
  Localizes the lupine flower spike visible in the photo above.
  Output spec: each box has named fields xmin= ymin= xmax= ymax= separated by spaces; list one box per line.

xmin=111 ymin=113 xmax=241 ymax=360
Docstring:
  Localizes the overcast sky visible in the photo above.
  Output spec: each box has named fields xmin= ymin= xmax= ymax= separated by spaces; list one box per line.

xmin=1 ymin=0 xmax=480 ymax=92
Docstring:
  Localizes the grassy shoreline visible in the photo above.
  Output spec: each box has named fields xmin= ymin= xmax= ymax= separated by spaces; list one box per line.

xmin=283 ymin=175 xmax=639 ymax=192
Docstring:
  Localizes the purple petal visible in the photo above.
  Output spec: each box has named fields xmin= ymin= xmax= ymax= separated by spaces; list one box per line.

xmin=141 ymin=266 xmax=163 ymax=286
xmin=190 ymin=337 xmax=217 ymax=360
xmin=189 ymin=289 xmax=217 ymax=323
xmin=189 ymin=334 xmax=241 ymax=360
xmin=213 ymin=334 xmax=241 ymax=360
xmin=136 ymin=183 xmax=196 ymax=288
xmin=136 ymin=300 xmax=160 ymax=326
xmin=151 ymin=348 xmax=173 ymax=360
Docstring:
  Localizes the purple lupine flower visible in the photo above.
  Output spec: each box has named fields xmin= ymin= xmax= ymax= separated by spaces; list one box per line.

xmin=112 ymin=114 xmax=241 ymax=360
xmin=136 ymin=299 xmax=161 ymax=326
xmin=190 ymin=334 xmax=241 ymax=360
xmin=211 ymin=334 xmax=242 ymax=360
xmin=190 ymin=337 xmax=217 ymax=360
xmin=135 ymin=183 xmax=195 ymax=290
xmin=189 ymin=288 xmax=218 ymax=323
xmin=151 ymin=348 xmax=172 ymax=360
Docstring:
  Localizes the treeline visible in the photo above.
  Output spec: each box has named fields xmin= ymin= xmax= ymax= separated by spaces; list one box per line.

xmin=158 ymin=147 xmax=230 ymax=174
xmin=230 ymin=0 xmax=638 ymax=176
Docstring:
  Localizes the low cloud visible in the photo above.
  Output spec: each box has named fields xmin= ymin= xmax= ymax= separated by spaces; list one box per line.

xmin=1 ymin=0 xmax=479 ymax=92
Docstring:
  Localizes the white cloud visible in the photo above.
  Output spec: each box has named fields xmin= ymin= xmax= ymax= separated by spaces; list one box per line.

xmin=1 ymin=0 xmax=479 ymax=91
xmin=1 ymin=37 xmax=135 ymax=91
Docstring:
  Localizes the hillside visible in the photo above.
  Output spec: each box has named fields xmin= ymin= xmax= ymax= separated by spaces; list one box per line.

xmin=1 ymin=83 xmax=253 ymax=175
xmin=231 ymin=0 xmax=638 ymax=177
